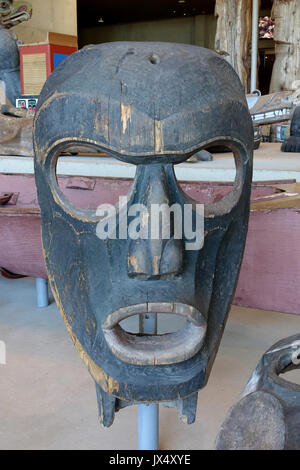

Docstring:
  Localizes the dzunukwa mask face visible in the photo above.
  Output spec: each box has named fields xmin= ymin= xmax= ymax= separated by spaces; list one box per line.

xmin=34 ymin=42 xmax=253 ymax=426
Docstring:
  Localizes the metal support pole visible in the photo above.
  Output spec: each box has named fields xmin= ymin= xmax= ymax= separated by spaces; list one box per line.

xmin=36 ymin=277 xmax=48 ymax=308
xmin=138 ymin=313 xmax=159 ymax=450
xmin=251 ymin=0 xmax=259 ymax=92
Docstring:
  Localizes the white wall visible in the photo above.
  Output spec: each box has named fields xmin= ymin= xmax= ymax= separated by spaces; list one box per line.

xmin=13 ymin=0 xmax=77 ymax=44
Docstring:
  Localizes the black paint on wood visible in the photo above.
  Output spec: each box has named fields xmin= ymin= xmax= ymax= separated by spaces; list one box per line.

xmin=34 ymin=42 xmax=253 ymax=426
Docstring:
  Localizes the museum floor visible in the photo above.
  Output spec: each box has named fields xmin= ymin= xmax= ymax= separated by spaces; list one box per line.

xmin=1 ymin=276 xmax=300 ymax=450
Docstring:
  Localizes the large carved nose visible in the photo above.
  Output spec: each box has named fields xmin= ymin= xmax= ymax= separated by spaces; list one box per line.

xmin=128 ymin=165 xmax=183 ymax=277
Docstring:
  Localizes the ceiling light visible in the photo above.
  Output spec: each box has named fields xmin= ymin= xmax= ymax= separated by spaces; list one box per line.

xmin=98 ymin=18 xmax=104 ymax=23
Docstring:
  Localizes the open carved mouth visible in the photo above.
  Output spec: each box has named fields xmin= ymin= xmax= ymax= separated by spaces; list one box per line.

xmin=102 ymin=302 xmax=207 ymax=365
xmin=2 ymin=9 xmax=30 ymax=25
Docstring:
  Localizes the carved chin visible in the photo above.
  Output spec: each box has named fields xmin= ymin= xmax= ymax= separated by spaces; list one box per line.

xmin=102 ymin=302 xmax=207 ymax=366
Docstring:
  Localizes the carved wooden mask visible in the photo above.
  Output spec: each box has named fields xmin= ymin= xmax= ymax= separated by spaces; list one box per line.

xmin=34 ymin=42 xmax=253 ymax=426
xmin=216 ymin=334 xmax=300 ymax=450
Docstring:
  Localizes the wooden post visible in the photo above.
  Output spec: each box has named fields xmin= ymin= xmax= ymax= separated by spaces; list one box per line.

xmin=270 ymin=0 xmax=300 ymax=92
xmin=214 ymin=0 xmax=253 ymax=92
xmin=251 ymin=0 xmax=259 ymax=92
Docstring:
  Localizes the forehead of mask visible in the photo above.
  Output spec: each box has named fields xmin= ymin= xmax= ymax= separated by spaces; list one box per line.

xmin=34 ymin=42 xmax=252 ymax=163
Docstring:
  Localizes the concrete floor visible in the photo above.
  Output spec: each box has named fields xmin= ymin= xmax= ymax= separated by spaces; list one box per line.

xmin=1 ymin=275 xmax=300 ymax=450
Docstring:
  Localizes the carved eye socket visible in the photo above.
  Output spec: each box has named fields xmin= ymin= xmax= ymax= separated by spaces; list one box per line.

xmin=175 ymin=141 xmax=245 ymax=216
xmin=50 ymin=143 xmax=136 ymax=218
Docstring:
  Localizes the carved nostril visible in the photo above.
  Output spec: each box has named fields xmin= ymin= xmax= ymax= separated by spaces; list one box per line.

xmin=127 ymin=164 xmax=183 ymax=277
xmin=128 ymin=239 xmax=153 ymax=276
xmin=128 ymin=237 xmax=183 ymax=277
xmin=160 ymin=238 xmax=183 ymax=275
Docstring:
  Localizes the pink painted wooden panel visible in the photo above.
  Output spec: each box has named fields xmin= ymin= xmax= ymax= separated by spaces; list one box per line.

xmin=234 ymin=209 xmax=300 ymax=314
xmin=0 ymin=214 xmax=47 ymax=279
xmin=0 ymin=174 xmax=45 ymax=277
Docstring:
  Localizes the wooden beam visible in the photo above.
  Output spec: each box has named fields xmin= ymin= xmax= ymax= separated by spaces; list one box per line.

xmin=214 ymin=0 xmax=253 ymax=91
xmin=270 ymin=0 xmax=300 ymax=92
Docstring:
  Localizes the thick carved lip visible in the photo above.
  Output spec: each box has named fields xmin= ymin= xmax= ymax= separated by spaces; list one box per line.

xmin=102 ymin=302 xmax=207 ymax=365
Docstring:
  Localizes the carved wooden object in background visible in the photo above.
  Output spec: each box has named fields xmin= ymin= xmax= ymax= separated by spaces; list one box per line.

xmin=216 ymin=334 xmax=300 ymax=450
xmin=0 ymin=105 xmax=33 ymax=155
xmin=0 ymin=2 xmax=32 ymax=105
xmin=270 ymin=0 xmax=300 ymax=93
xmin=0 ymin=28 xmax=21 ymax=106
xmin=214 ymin=0 xmax=253 ymax=91
xmin=0 ymin=3 xmax=33 ymax=155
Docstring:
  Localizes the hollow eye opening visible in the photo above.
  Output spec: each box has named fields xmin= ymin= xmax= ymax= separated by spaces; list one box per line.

xmin=48 ymin=142 xmax=136 ymax=221
xmin=175 ymin=140 xmax=246 ymax=217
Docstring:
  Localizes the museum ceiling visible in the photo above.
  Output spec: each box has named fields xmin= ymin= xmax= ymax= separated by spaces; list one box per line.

xmin=77 ymin=1 xmax=274 ymax=29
